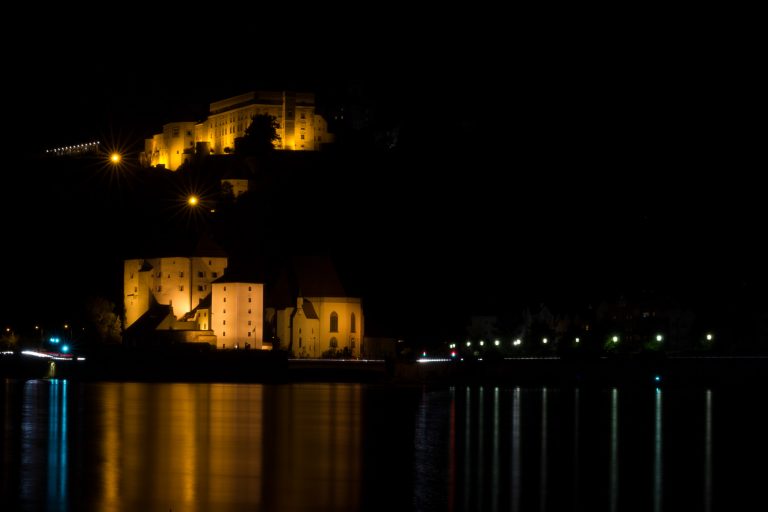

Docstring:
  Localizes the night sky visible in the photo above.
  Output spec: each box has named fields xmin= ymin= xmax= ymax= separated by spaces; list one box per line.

xmin=1 ymin=15 xmax=764 ymax=342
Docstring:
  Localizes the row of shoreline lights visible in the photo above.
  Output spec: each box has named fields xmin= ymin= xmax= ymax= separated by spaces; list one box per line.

xmin=449 ymin=333 xmax=715 ymax=348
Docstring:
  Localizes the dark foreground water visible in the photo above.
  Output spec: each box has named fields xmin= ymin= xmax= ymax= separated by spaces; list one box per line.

xmin=2 ymin=380 xmax=766 ymax=511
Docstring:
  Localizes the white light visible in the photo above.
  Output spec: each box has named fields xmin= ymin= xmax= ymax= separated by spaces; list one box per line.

xmin=77 ymin=357 xmax=86 ymax=361
xmin=656 ymin=334 xmax=663 ymax=342
xmin=612 ymin=336 xmax=619 ymax=343
xmin=542 ymin=338 xmax=548 ymax=344
xmin=494 ymin=339 xmax=500 ymax=346
xmin=466 ymin=341 xmax=472 ymax=347
xmin=479 ymin=341 xmax=484 ymax=346
xmin=575 ymin=337 xmax=580 ymax=343
xmin=514 ymin=339 xmax=522 ymax=346
xmin=706 ymin=333 xmax=713 ymax=341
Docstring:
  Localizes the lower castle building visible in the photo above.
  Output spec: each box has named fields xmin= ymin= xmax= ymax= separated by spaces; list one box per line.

xmin=123 ymin=253 xmax=362 ymax=355
xmin=143 ymin=91 xmax=334 ymax=170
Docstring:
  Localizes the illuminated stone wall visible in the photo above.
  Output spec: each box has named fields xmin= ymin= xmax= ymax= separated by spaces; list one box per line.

xmin=123 ymin=256 xmax=228 ymax=328
xmin=144 ymin=91 xmax=334 ymax=170
xmin=144 ymin=122 xmax=197 ymax=169
xmin=278 ymin=297 xmax=363 ymax=358
xmin=211 ymin=282 xmax=264 ymax=349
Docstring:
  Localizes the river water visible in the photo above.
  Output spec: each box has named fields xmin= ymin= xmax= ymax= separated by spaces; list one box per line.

xmin=1 ymin=379 xmax=765 ymax=511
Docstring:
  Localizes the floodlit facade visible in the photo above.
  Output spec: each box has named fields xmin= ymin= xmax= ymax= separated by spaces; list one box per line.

xmin=272 ymin=296 xmax=363 ymax=358
xmin=144 ymin=91 xmax=334 ymax=170
xmin=124 ymin=256 xmax=227 ymax=328
xmin=143 ymin=122 xmax=197 ymax=170
xmin=211 ymin=281 xmax=264 ymax=349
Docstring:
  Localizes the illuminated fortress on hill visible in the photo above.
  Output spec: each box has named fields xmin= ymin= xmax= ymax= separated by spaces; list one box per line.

xmin=142 ymin=91 xmax=334 ymax=170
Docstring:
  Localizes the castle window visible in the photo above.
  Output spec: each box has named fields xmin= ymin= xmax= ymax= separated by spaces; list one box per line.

xmin=248 ymin=286 xmax=251 ymax=291
xmin=212 ymin=272 xmax=218 ymax=278
xmin=198 ymin=271 xmax=205 ymax=278
xmin=248 ymin=320 xmax=252 ymax=326
xmin=330 ymin=337 xmax=338 ymax=348
xmin=223 ymin=297 xmax=227 ymax=302
xmin=134 ymin=287 xmax=137 ymax=293
xmin=179 ymin=272 xmax=184 ymax=278
xmin=223 ymin=287 xmax=226 ymax=292
xmin=300 ymin=134 xmax=305 ymax=140
xmin=248 ymin=298 xmax=251 ymax=303
xmin=156 ymin=286 xmax=162 ymax=292
xmin=248 ymin=309 xmax=251 ymax=314
xmin=223 ymin=332 xmax=226 ymax=337
xmin=247 ymin=332 xmax=251 ymax=337
xmin=299 ymin=337 xmax=302 ymax=348
xmin=179 ymin=286 xmax=184 ymax=291
xmin=351 ymin=313 xmax=356 ymax=333
xmin=223 ymin=309 xmax=226 ymax=314
xmin=330 ymin=312 xmax=338 ymax=333
xmin=198 ymin=285 xmax=205 ymax=291
xmin=223 ymin=320 xmax=226 ymax=325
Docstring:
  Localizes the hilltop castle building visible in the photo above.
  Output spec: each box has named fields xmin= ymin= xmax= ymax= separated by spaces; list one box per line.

xmin=143 ymin=91 xmax=334 ymax=170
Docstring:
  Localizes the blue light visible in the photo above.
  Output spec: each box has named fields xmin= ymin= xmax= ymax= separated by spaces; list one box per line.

xmin=49 ymin=337 xmax=59 ymax=344
xmin=654 ymin=375 xmax=661 ymax=382
xmin=62 ymin=345 xmax=70 ymax=353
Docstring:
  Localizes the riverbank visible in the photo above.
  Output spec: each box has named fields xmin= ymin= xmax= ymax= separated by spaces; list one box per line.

xmin=3 ymin=349 xmax=768 ymax=386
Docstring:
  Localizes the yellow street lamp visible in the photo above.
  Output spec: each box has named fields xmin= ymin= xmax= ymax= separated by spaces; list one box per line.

xmin=110 ymin=152 xmax=121 ymax=164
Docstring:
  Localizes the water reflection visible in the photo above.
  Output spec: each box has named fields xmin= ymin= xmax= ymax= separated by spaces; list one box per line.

xmin=87 ymin=382 xmax=362 ymax=511
xmin=705 ymin=389 xmax=712 ymax=512
xmin=0 ymin=381 xmax=745 ymax=511
xmin=511 ymin=387 xmax=521 ymax=512
xmin=540 ymin=387 xmax=548 ymax=512
xmin=654 ymin=388 xmax=663 ymax=512
xmin=610 ymin=387 xmax=619 ymax=512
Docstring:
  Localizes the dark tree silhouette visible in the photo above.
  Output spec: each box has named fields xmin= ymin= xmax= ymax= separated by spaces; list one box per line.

xmin=237 ymin=114 xmax=281 ymax=155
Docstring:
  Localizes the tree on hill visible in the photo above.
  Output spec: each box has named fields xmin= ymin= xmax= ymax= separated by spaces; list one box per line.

xmin=237 ymin=114 xmax=281 ymax=155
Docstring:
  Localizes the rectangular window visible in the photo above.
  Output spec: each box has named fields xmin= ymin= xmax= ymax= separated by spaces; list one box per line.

xmin=248 ymin=298 xmax=251 ymax=303
xmin=198 ymin=271 xmax=205 ymax=278
xmin=247 ymin=320 xmax=252 ymax=326
xmin=248 ymin=309 xmax=251 ymax=314
xmin=223 ymin=309 xmax=226 ymax=314
xmin=300 ymin=134 xmax=305 ymax=140
xmin=247 ymin=332 xmax=251 ymax=337
xmin=223 ymin=332 xmax=226 ymax=337
xmin=179 ymin=286 xmax=184 ymax=291
xmin=134 ymin=287 xmax=137 ymax=293
xmin=248 ymin=286 xmax=251 ymax=291
xmin=223 ymin=320 xmax=226 ymax=325
xmin=198 ymin=285 xmax=205 ymax=291
xmin=179 ymin=272 xmax=184 ymax=278
xmin=223 ymin=297 xmax=227 ymax=303
xmin=156 ymin=286 xmax=162 ymax=292
xmin=212 ymin=272 xmax=218 ymax=278
xmin=223 ymin=286 xmax=226 ymax=292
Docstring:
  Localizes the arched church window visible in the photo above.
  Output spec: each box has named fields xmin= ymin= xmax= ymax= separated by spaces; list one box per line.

xmin=330 ymin=312 xmax=338 ymax=333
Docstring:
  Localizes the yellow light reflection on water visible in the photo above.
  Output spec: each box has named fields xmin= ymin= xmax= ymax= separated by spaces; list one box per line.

xmin=93 ymin=382 xmax=361 ymax=511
